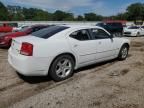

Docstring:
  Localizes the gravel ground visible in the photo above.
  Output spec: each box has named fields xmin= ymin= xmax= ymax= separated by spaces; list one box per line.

xmin=0 ymin=37 xmax=144 ymax=108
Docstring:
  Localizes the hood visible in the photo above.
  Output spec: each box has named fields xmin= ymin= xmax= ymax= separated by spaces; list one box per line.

xmin=124 ymin=28 xmax=138 ymax=32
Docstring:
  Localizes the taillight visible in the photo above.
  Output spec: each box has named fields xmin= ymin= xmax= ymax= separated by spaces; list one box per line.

xmin=20 ymin=42 xmax=33 ymax=56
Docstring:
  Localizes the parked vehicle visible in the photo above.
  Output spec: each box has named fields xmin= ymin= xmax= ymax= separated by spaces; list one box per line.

xmin=0 ymin=25 xmax=49 ymax=48
xmin=124 ymin=26 xmax=144 ymax=36
xmin=13 ymin=25 xmax=29 ymax=32
xmin=0 ymin=23 xmax=13 ymax=33
xmin=96 ymin=22 xmax=123 ymax=37
xmin=8 ymin=25 xmax=130 ymax=81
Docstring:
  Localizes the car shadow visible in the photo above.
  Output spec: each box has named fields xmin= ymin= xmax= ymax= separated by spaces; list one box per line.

xmin=75 ymin=59 xmax=118 ymax=73
xmin=17 ymin=58 xmax=128 ymax=84
xmin=17 ymin=72 xmax=52 ymax=84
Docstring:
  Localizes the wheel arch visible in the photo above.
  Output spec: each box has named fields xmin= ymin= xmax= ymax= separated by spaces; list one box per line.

xmin=122 ymin=43 xmax=130 ymax=50
xmin=48 ymin=52 xmax=77 ymax=75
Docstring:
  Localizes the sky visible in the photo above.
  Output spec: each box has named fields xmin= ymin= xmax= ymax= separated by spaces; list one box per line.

xmin=0 ymin=0 xmax=144 ymax=16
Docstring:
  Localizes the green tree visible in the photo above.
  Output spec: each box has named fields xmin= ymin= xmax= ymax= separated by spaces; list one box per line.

xmin=84 ymin=13 xmax=103 ymax=21
xmin=84 ymin=13 xmax=96 ymax=21
xmin=33 ymin=9 xmax=52 ymax=21
xmin=22 ymin=8 xmax=37 ymax=20
xmin=53 ymin=10 xmax=74 ymax=21
xmin=76 ymin=15 xmax=84 ymax=21
xmin=0 ymin=1 xmax=9 ymax=20
xmin=126 ymin=3 xmax=144 ymax=20
xmin=7 ymin=5 xmax=24 ymax=21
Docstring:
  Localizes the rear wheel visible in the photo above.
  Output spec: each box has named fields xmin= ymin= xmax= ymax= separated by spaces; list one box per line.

xmin=118 ymin=45 xmax=129 ymax=60
xmin=49 ymin=55 xmax=75 ymax=81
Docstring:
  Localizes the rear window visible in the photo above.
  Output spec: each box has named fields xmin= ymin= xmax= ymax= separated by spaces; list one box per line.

xmin=32 ymin=26 xmax=69 ymax=39
xmin=107 ymin=23 xmax=122 ymax=27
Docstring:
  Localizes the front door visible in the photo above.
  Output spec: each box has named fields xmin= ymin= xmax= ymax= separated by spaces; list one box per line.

xmin=68 ymin=29 xmax=97 ymax=65
xmin=90 ymin=28 xmax=119 ymax=61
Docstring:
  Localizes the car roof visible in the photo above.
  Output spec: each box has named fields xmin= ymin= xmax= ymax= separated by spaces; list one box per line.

xmin=31 ymin=24 xmax=49 ymax=27
xmin=59 ymin=24 xmax=103 ymax=30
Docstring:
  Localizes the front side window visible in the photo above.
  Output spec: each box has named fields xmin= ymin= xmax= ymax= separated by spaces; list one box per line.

xmin=70 ymin=29 xmax=90 ymax=41
xmin=91 ymin=28 xmax=110 ymax=39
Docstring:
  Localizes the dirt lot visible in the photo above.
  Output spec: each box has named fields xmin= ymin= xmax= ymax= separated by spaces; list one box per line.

xmin=0 ymin=37 xmax=144 ymax=108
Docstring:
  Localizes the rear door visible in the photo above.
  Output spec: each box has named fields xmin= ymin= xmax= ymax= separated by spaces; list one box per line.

xmin=68 ymin=29 xmax=97 ymax=65
xmin=90 ymin=28 xmax=120 ymax=61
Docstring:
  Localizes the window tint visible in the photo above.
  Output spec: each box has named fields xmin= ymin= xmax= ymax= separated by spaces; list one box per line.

xmin=32 ymin=26 xmax=69 ymax=39
xmin=91 ymin=28 xmax=110 ymax=39
xmin=141 ymin=26 xmax=144 ymax=29
xmin=107 ymin=23 xmax=122 ymax=27
xmin=70 ymin=29 xmax=90 ymax=41
xmin=128 ymin=26 xmax=139 ymax=29
xmin=96 ymin=23 xmax=107 ymax=28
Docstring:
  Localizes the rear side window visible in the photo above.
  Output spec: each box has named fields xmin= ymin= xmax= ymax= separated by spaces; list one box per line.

xmin=32 ymin=26 xmax=69 ymax=39
xmin=91 ymin=28 xmax=110 ymax=39
xmin=70 ymin=29 xmax=90 ymax=41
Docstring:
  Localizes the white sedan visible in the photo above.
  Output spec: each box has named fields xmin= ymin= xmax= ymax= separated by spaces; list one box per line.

xmin=13 ymin=25 xmax=29 ymax=32
xmin=8 ymin=25 xmax=130 ymax=81
xmin=124 ymin=26 xmax=144 ymax=36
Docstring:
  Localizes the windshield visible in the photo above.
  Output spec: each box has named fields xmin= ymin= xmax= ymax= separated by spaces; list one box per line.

xmin=107 ymin=23 xmax=122 ymax=27
xmin=128 ymin=26 xmax=139 ymax=29
xmin=32 ymin=26 xmax=69 ymax=39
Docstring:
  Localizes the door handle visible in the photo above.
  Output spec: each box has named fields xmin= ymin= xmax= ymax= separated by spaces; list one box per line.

xmin=74 ymin=44 xmax=78 ymax=47
xmin=98 ymin=41 xmax=102 ymax=44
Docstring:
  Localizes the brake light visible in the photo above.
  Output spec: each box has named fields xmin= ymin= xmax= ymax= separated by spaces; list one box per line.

xmin=20 ymin=42 xmax=33 ymax=56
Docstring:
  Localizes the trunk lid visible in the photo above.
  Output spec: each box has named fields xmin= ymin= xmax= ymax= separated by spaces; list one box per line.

xmin=11 ymin=35 xmax=45 ymax=55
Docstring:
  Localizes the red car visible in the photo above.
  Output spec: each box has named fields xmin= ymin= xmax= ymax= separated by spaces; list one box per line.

xmin=0 ymin=25 xmax=49 ymax=48
xmin=0 ymin=23 xmax=13 ymax=33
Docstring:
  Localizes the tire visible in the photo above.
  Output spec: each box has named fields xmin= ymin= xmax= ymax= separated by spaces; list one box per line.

xmin=118 ymin=44 xmax=129 ymax=60
xmin=136 ymin=32 xmax=140 ymax=37
xmin=49 ymin=55 xmax=75 ymax=81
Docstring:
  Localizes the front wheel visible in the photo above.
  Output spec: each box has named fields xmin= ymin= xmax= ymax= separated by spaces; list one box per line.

xmin=118 ymin=45 xmax=129 ymax=60
xmin=49 ymin=55 xmax=75 ymax=81
xmin=136 ymin=32 xmax=140 ymax=37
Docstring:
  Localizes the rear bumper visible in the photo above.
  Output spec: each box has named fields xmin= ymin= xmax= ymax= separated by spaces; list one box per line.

xmin=8 ymin=48 xmax=52 ymax=76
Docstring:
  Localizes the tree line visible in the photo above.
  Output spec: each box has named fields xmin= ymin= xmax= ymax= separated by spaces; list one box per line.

xmin=0 ymin=1 xmax=144 ymax=21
